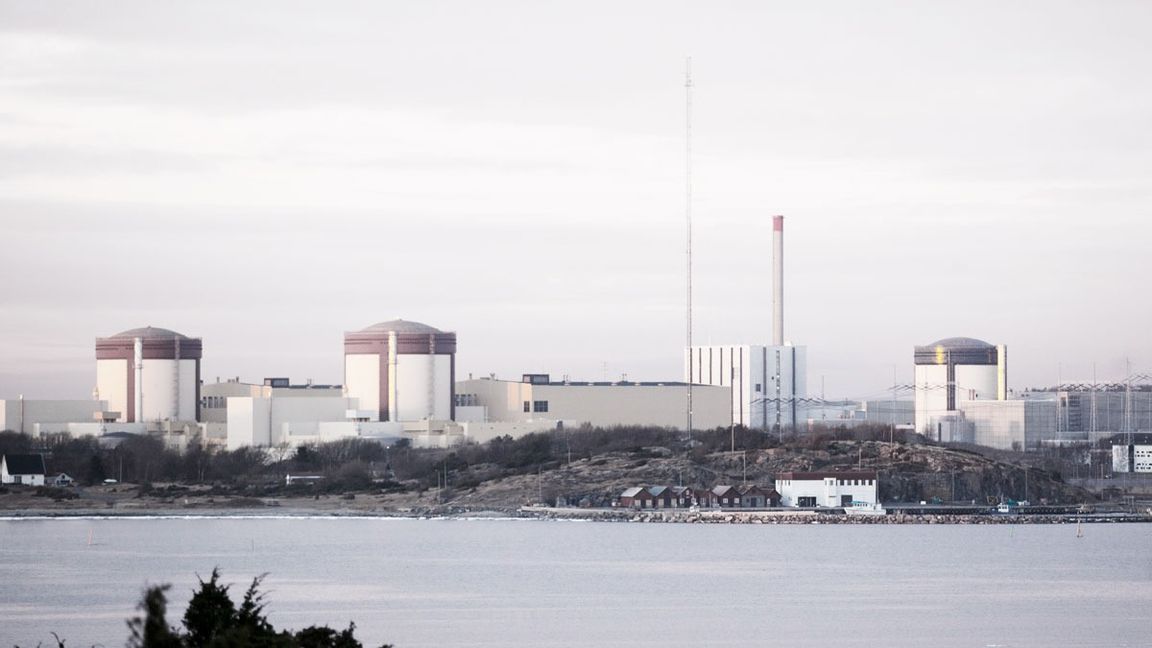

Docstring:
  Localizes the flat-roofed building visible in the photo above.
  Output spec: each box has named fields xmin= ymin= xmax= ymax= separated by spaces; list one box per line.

xmin=455 ymin=374 xmax=731 ymax=431
xmin=775 ymin=470 xmax=878 ymax=508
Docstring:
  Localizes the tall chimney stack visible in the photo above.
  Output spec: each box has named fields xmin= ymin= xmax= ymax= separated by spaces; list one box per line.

xmin=772 ymin=215 xmax=784 ymax=346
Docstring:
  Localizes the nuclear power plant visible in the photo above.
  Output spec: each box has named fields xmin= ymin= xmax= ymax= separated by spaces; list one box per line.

xmin=0 ymin=213 xmax=1144 ymax=454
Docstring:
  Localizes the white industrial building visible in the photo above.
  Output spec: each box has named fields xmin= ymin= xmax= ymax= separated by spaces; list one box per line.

xmin=775 ymin=471 xmax=878 ymax=507
xmin=960 ymin=399 xmax=1057 ymax=451
xmin=344 ymin=319 xmax=456 ymax=423
xmin=96 ymin=326 xmax=202 ymax=424
xmin=0 ymin=398 xmax=109 ymax=436
xmin=0 ymin=326 xmax=203 ymax=444
xmin=204 ymin=318 xmax=465 ymax=450
xmin=1112 ymin=442 xmax=1152 ymax=473
xmin=0 ymin=320 xmax=467 ymax=450
xmin=806 ymin=400 xmax=915 ymax=430
xmin=454 ymin=374 xmax=731 ymax=441
xmin=686 ymin=344 xmax=807 ymax=430
xmin=914 ymin=337 xmax=1007 ymax=438
xmin=687 ymin=216 xmax=808 ymax=431
xmin=1022 ymin=386 xmax=1152 ymax=445
xmin=911 ymin=337 xmax=1077 ymax=451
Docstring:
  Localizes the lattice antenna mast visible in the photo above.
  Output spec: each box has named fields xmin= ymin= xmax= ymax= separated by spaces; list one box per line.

xmin=685 ymin=57 xmax=694 ymax=443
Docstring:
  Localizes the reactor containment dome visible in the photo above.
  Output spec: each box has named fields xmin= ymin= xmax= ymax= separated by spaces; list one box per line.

xmin=343 ymin=319 xmax=457 ymax=423
xmin=95 ymin=326 xmax=203 ymax=423
xmin=913 ymin=336 xmax=1006 ymax=435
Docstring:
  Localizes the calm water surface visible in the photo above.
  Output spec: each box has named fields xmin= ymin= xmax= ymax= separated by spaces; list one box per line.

xmin=1 ymin=517 xmax=1150 ymax=647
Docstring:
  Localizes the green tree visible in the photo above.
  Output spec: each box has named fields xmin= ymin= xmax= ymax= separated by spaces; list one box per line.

xmin=126 ymin=584 xmax=181 ymax=648
xmin=125 ymin=569 xmax=391 ymax=648
xmin=182 ymin=569 xmax=236 ymax=646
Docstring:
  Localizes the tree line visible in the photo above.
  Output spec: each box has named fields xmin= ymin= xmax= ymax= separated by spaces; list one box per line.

xmin=0 ymin=423 xmax=918 ymax=494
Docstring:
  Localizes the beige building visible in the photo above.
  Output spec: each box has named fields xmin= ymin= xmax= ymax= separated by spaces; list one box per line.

xmin=455 ymin=374 xmax=731 ymax=431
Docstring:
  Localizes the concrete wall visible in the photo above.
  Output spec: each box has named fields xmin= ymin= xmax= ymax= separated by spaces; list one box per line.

xmin=202 ymin=382 xmax=344 ymax=424
xmin=455 ymin=378 xmax=730 ymax=430
xmin=914 ymin=364 xmax=947 ymax=435
xmin=0 ymin=400 xmax=108 ymax=435
xmin=226 ymin=395 xmax=360 ymax=449
xmin=954 ymin=364 xmax=998 ymax=403
xmin=961 ymin=399 xmax=1056 ymax=451
xmin=96 ymin=359 xmax=128 ymax=421
xmin=226 ymin=397 xmax=272 ymax=449
xmin=344 ymin=354 xmax=380 ymax=418
xmin=138 ymin=359 xmax=198 ymax=422
xmin=459 ymin=420 xmax=559 ymax=443
xmin=96 ymin=358 xmax=197 ymax=422
xmin=394 ymin=354 xmax=452 ymax=421
xmin=37 ymin=422 xmax=149 ymax=437
xmin=345 ymin=353 xmax=452 ymax=422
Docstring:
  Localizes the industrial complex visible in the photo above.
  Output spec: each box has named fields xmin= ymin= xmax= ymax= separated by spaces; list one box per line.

xmin=0 ymin=214 xmax=1146 ymax=467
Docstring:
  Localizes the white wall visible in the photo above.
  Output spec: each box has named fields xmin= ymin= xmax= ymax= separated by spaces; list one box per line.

xmin=313 ymin=421 xmax=404 ymax=443
xmin=226 ymin=397 xmax=271 ymax=450
xmin=914 ymin=364 xmax=948 ymax=435
xmin=460 ymin=420 xmax=559 ymax=443
xmin=96 ymin=359 xmax=128 ymax=422
xmin=687 ymin=344 xmax=806 ymax=429
xmin=1 ymin=457 xmax=44 ymax=486
xmin=455 ymin=378 xmax=730 ymax=430
xmin=0 ymin=400 xmax=108 ymax=434
xmin=961 ymin=399 xmax=1056 ymax=451
xmin=955 ymin=364 xmax=998 ymax=403
xmin=138 ymin=359 xmax=197 ymax=422
xmin=226 ymin=395 xmax=359 ymax=449
xmin=775 ymin=476 xmax=878 ymax=507
xmin=394 ymin=354 xmax=452 ymax=421
xmin=1137 ymin=445 xmax=1152 ymax=473
xmin=344 ymin=354 xmax=380 ymax=418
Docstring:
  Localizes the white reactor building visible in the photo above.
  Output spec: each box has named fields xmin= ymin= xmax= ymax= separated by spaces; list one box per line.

xmin=343 ymin=319 xmax=456 ymax=422
xmin=913 ymin=336 xmax=1007 ymax=437
xmin=95 ymin=326 xmax=202 ymax=423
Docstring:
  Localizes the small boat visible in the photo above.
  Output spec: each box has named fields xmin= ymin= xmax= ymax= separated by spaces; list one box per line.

xmin=844 ymin=501 xmax=887 ymax=516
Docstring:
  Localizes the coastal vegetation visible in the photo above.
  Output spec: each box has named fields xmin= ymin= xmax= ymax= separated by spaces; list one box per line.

xmin=0 ymin=425 xmax=1115 ymax=510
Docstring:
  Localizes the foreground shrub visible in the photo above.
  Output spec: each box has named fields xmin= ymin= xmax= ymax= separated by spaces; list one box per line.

xmin=125 ymin=568 xmax=392 ymax=648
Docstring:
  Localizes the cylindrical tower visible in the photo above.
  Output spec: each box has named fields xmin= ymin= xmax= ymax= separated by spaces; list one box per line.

xmin=343 ymin=319 xmax=456 ymax=422
xmin=95 ymin=326 xmax=202 ymax=423
xmin=913 ymin=337 xmax=1004 ymax=436
xmin=772 ymin=215 xmax=784 ymax=347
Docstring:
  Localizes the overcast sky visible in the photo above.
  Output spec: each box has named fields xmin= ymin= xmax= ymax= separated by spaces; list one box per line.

xmin=1 ymin=1 xmax=1150 ymax=401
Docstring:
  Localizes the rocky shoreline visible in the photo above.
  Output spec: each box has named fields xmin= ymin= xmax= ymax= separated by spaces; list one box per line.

xmin=3 ymin=503 xmax=1150 ymax=525
xmin=521 ymin=506 xmax=1152 ymax=524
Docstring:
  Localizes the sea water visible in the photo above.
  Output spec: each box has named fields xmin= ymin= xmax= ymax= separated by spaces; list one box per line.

xmin=1 ymin=517 xmax=1150 ymax=647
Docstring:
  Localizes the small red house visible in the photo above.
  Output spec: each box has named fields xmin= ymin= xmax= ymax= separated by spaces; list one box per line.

xmin=711 ymin=485 xmax=742 ymax=508
xmin=619 ymin=487 xmax=655 ymax=509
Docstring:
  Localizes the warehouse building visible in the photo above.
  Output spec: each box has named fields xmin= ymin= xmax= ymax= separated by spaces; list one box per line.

xmin=454 ymin=373 xmax=731 ymax=434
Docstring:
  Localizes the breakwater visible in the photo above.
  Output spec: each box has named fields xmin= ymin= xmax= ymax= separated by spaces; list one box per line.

xmin=522 ymin=506 xmax=1152 ymax=524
